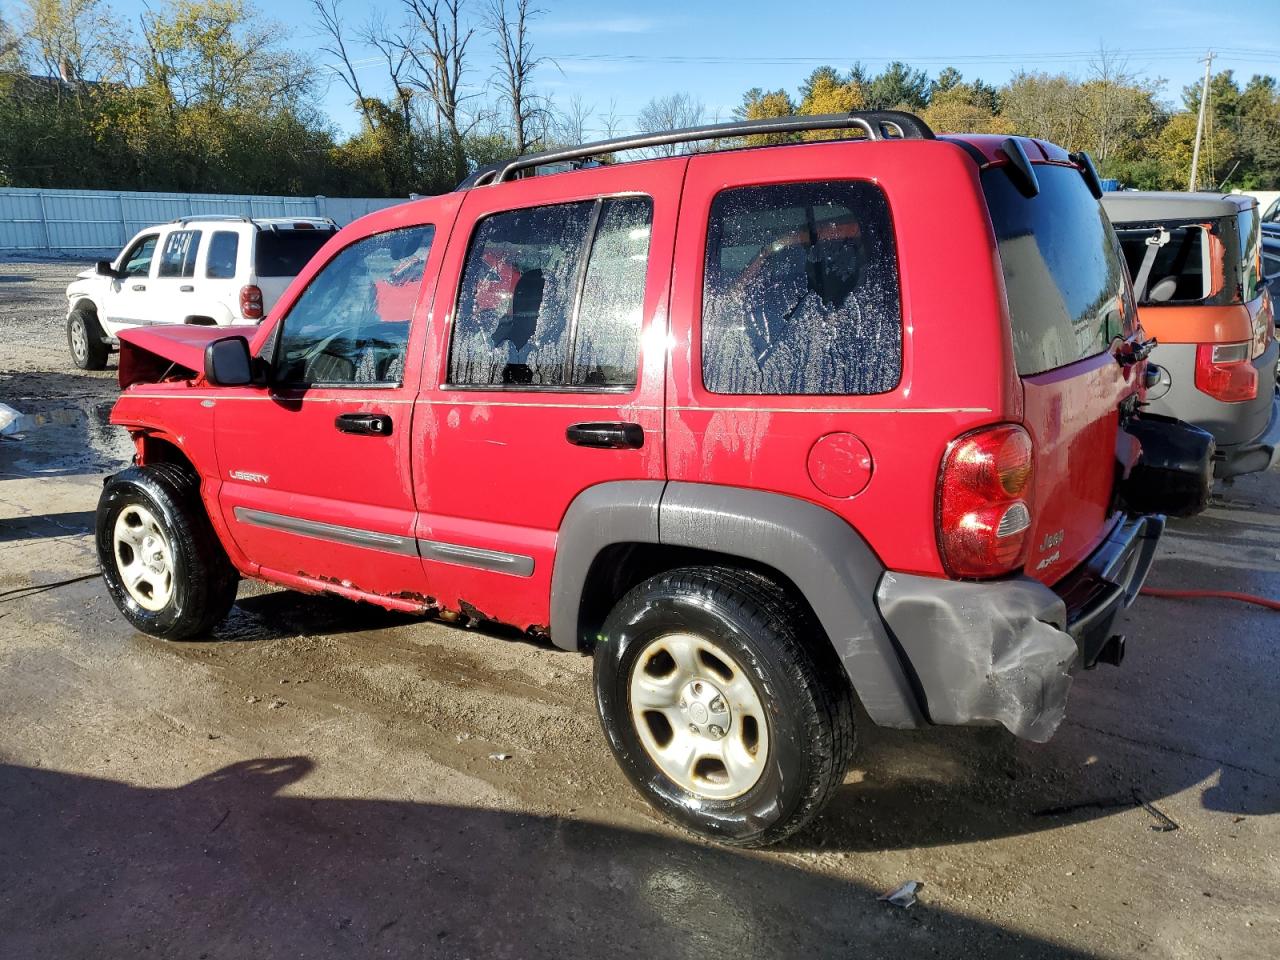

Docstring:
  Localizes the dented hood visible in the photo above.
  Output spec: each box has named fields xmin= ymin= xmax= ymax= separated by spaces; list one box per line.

xmin=117 ymin=325 xmax=230 ymax=389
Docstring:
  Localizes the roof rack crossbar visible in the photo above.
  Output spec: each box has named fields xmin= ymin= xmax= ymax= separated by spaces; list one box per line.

xmin=463 ymin=110 xmax=934 ymax=188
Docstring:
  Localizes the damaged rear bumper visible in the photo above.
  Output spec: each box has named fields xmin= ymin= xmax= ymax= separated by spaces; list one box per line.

xmin=874 ymin=513 xmax=1163 ymax=743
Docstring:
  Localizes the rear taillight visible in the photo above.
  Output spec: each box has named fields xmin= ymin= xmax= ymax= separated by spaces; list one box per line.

xmin=937 ymin=424 xmax=1034 ymax=579
xmin=239 ymin=284 xmax=263 ymax=320
xmin=1195 ymin=341 xmax=1257 ymax=402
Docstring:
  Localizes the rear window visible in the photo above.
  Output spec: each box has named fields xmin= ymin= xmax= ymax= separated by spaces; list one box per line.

xmin=983 ymin=165 xmax=1131 ymax=376
xmin=701 ymin=180 xmax=902 ymax=395
xmin=255 ymin=229 xmax=334 ymax=277
xmin=1117 ymin=225 xmax=1213 ymax=303
xmin=1114 ymin=214 xmax=1255 ymax=307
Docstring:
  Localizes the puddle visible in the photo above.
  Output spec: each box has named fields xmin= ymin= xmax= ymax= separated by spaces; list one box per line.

xmin=0 ymin=397 xmax=132 ymax=478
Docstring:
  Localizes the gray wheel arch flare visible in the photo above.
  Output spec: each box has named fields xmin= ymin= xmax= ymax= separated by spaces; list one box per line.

xmin=550 ymin=480 xmax=925 ymax=729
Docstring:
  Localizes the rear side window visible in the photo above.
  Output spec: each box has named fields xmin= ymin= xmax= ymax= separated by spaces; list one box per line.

xmin=157 ymin=230 xmax=201 ymax=279
xmin=206 ymin=231 xmax=240 ymax=279
xmin=983 ymin=165 xmax=1130 ymax=376
xmin=448 ymin=196 xmax=653 ymax=388
xmin=255 ymin=229 xmax=334 ymax=277
xmin=701 ymin=181 xmax=902 ymax=395
xmin=1239 ymin=208 xmax=1262 ymax=302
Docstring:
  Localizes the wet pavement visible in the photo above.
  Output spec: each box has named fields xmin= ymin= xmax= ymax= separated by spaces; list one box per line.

xmin=2 ymin=258 xmax=1279 ymax=958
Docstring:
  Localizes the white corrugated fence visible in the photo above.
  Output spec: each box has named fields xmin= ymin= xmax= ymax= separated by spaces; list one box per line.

xmin=0 ymin=187 xmax=410 ymax=257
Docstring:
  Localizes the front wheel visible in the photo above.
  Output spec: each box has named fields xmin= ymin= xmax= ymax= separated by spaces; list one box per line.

xmin=97 ymin=464 xmax=239 ymax=640
xmin=593 ymin=566 xmax=856 ymax=847
xmin=68 ymin=308 xmax=109 ymax=370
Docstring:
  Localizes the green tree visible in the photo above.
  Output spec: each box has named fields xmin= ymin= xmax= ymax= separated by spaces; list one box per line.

xmin=734 ymin=87 xmax=797 ymax=145
xmin=865 ymin=61 xmax=930 ymax=110
xmin=930 ymin=66 xmax=962 ymax=97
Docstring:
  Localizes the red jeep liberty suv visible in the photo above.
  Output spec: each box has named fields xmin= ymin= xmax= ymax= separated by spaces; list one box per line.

xmin=96 ymin=112 xmax=1210 ymax=846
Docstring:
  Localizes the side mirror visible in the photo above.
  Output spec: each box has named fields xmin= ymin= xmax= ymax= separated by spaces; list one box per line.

xmin=204 ymin=336 xmax=253 ymax=387
xmin=96 ymin=260 xmax=120 ymax=278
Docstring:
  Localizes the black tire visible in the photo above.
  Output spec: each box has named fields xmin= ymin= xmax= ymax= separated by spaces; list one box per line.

xmin=593 ymin=566 xmax=856 ymax=847
xmin=97 ymin=463 xmax=239 ymax=640
xmin=68 ymin=307 xmax=109 ymax=370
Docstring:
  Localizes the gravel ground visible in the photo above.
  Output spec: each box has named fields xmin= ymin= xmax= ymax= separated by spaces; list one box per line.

xmin=1 ymin=257 xmax=1278 ymax=959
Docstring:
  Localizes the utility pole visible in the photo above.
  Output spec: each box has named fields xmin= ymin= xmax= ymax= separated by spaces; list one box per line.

xmin=1189 ymin=50 xmax=1215 ymax=192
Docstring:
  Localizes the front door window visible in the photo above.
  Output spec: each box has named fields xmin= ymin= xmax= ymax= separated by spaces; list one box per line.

xmin=120 ymin=235 xmax=158 ymax=277
xmin=274 ymin=226 xmax=435 ymax=387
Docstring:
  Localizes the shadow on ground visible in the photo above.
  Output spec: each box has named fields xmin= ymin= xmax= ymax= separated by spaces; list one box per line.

xmin=0 ymin=757 xmax=1100 ymax=960
xmin=0 ymin=509 xmax=97 ymax=542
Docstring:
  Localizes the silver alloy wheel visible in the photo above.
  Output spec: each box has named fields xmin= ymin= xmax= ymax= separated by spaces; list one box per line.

xmin=70 ymin=317 xmax=87 ymax=362
xmin=628 ymin=632 xmax=770 ymax=800
xmin=112 ymin=504 xmax=174 ymax=612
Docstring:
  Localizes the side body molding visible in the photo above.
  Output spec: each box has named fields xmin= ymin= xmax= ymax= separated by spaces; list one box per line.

xmin=550 ymin=480 xmax=925 ymax=729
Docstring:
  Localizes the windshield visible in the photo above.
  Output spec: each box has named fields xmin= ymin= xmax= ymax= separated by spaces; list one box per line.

xmin=254 ymin=229 xmax=335 ymax=278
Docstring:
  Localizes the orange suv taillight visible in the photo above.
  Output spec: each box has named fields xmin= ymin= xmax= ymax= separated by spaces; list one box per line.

xmin=937 ymin=424 xmax=1035 ymax=579
xmin=240 ymin=284 xmax=264 ymax=320
xmin=1195 ymin=341 xmax=1257 ymax=402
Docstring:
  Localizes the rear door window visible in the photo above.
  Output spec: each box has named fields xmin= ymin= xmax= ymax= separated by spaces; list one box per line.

xmin=448 ymin=196 xmax=653 ymax=389
xmin=255 ymin=229 xmax=334 ymax=277
xmin=701 ymin=180 xmax=902 ymax=395
xmin=157 ymin=230 xmax=202 ymax=279
xmin=983 ymin=165 xmax=1130 ymax=376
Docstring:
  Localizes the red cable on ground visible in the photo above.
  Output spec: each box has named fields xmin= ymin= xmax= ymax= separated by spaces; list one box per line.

xmin=1140 ymin=585 xmax=1280 ymax=612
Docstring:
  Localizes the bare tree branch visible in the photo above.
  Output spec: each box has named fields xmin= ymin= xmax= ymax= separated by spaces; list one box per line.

xmin=484 ymin=0 xmax=544 ymax=153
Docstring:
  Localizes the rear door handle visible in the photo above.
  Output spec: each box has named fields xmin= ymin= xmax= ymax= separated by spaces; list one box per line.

xmin=132 ymin=284 xmax=146 ymax=291
xmin=566 ymin=421 xmax=644 ymax=449
xmin=179 ymin=284 xmax=194 ymax=292
xmin=335 ymin=413 xmax=393 ymax=436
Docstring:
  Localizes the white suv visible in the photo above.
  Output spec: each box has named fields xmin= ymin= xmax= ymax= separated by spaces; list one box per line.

xmin=65 ymin=215 xmax=337 ymax=369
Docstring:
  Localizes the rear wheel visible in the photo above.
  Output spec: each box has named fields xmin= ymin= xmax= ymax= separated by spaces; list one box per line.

xmin=593 ymin=566 xmax=856 ymax=847
xmin=97 ymin=464 xmax=239 ymax=640
xmin=68 ymin=308 xmax=108 ymax=370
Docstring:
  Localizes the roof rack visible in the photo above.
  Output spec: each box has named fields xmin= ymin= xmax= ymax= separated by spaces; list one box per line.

xmin=457 ymin=110 xmax=934 ymax=189
xmin=170 ymin=214 xmax=252 ymax=225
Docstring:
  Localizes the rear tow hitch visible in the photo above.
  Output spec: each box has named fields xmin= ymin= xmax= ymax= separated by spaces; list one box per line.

xmin=1095 ymin=634 xmax=1126 ymax=667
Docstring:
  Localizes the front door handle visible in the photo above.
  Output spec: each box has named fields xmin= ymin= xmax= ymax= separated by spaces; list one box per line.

xmin=179 ymin=284 xmax=194 ymax=292
xmin=132 ymin=284 xmax=146 ymax=291
xmin=566 ymin=421 xmax=644 ymax=449
xmin=335 ymin=413 xmax=393 ymax=436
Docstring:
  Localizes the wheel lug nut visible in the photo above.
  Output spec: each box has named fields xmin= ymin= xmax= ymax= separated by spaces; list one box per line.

xmin=710 ymin=697 xmax=724 ymax=712
xmin=708 ymin=725 xmax=724 ymax=739
xmin=688 ymin=723 xmax=699 ymax=734
xmin=692 ymin=682 xmax=702 ymax=695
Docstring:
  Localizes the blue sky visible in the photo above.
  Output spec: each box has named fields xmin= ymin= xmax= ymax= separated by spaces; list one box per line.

xmin=95 ymin=0 xmax=1280 ymax=137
